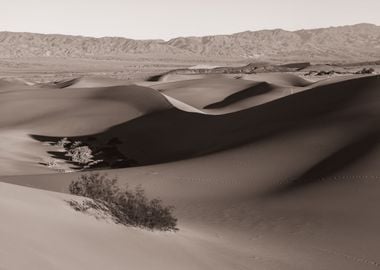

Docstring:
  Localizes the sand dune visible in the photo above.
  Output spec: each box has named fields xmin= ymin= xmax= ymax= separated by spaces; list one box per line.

xmin=151 ymin=76 xmax=295 ymax=113
xmin=1 ymin=73 xmax=380 ymax=269
xmin=3 ymin=154 xmax=380 ymax=270
xmin=242 ymin=73 xmax=312 ymax=87
xmin=40 ymin=77 xmax=132 ymax=89
xmin=148 ymin=73 xmax=229 ymax=83
xmin=0 ymin=83 xmax=172 ymax=136
xmin=0 ymin=78 xmax=33 ymax=91
xmin=203 ymin=81 xmax=282 ymax=110
xmin=0 ymin=182 xmax=254 ymax=270
xmin=2 ymin=73 xmax=379 ymax=173
xmin=0 ymin=82 xmax=174 ymax=175
xmin=29 ymin=75 xmax=377 ymax=166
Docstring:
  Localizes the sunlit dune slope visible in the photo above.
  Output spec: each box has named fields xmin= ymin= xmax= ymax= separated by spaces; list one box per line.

xmin=47 ymin=75 xmax=380 ymax=166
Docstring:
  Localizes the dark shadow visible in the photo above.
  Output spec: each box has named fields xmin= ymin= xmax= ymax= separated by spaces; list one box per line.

xmin=279 ymin=62 xmax=311 ymax=70
xmin=38 ymin=77 xmax=80 ymax=89
xmin=47 ymin=150 xmax=71 ymax=161
xmin=146 ymin=73 xmax=167 ymax=82
xmin=204 ymin=82 xmax=274 ymax=109
xmin=266 ymin=129 xmax=380 ymax=196
xmin=32 ymin=135 xmax=138 ymax=170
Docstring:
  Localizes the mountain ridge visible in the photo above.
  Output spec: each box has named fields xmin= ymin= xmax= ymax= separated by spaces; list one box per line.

xmin=1 ymin=23 xmax=379 ymax=62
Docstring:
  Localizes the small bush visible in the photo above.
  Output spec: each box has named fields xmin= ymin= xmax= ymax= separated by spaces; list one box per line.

xmin=70 ymin=141 xmax=83 ymax=148
xmin=69 ymin=173 xmax=178 ymax=231
xmin=56 ymin=137 xmax=70 ymax=148
xmin=66 ymin=146 xmax=94 ymax=164
xmin=355 ymin=67 xmax=375 ymax=74
xmin=43 ymin=159 xmax=58 ymax=168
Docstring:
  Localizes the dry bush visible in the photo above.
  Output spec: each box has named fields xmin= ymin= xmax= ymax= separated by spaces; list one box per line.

xmin=355 ymin=67 xmax=375 ymax=74
xmin=56 ymin=137 xmax=70 ymax=148
xmin=69 ymin=173 xmax=178 ymax=231
xmin=66 ymin=146 xmax=94 ymax=164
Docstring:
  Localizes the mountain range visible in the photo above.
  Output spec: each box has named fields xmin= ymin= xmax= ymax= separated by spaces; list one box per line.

xmin=0 ymin=23 xmax=379 ymax=62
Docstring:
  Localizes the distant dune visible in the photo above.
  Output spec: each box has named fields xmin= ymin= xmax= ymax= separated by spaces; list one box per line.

xmin=1 ymin=23 xmax=380 ymax=62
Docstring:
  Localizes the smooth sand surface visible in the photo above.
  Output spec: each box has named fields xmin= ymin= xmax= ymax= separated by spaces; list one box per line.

xmin=49 ymin=77 xmax=132 ymax=89
xmin=150 ymin=77 xmax=289 ymax=113
xmin=1 ymin=73 xmax=380 ymax=269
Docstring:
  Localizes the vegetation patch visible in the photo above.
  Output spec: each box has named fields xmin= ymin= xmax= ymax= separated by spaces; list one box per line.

xmin=36 ymin=135 xmax=137 ymax=171
xmin=68 ymin=173 xmax=178 ymax=231
xmin=355 ymin=67 xmax=375 ymax=74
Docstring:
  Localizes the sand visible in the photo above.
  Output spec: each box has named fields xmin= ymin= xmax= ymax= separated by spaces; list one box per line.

xmin=1 ymin=72 xmax=380 ymax=269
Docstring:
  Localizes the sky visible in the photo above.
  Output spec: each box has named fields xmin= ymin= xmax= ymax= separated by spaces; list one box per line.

xmin=1 ymin=0 xmax=380 ymax=40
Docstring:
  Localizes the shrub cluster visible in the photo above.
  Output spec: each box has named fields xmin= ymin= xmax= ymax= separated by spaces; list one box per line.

xmin=56 ymin=137 xmax=70 ymax=148
xmin=355 ymin=67 xmax=375 ymax=74
xmin=55 ymin=138 xmax=102 ymax=167
xmin=69 ymin=173 xmax=178 ymax=231
xmin=66 ymin=145 xmax=94 ymax=164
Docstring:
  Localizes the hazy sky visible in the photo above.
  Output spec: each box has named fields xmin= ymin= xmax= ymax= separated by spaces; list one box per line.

xmin=2 ymin=0 xmax=380 ymax=40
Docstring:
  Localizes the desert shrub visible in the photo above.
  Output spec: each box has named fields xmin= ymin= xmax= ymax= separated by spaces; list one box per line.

xmin=316 ymin=70 xmax=335 ymax=76
xmin=69 ymin=173 xmax=178 ymax=231
xmin=356 ymin=67 xmax=375 ymax=74
xmin=56 ymin=137 xmax=70 ymax=148
xmin=66 ymin=146 xmax=94 ymax=164
xmin=43 ymin=159 xmax=58 ymax=168
xmin=70 ymin=141 xmax=83 ymax=148
xmin=67 ymin=199 xmax=115 ymax=221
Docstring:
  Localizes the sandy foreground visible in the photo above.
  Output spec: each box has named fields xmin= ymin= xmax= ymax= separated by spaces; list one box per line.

xmin=0 ymin=72 xmax=380 ymax=269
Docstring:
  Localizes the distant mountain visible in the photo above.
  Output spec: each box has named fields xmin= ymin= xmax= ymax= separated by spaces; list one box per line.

xmin=1 ymin=24 xmax=379 ymax=62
